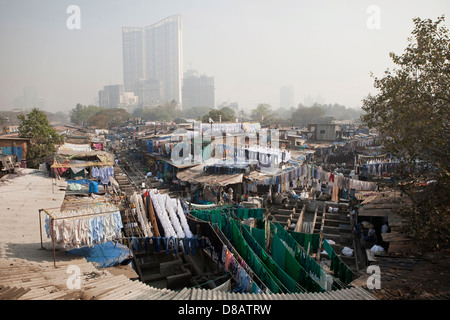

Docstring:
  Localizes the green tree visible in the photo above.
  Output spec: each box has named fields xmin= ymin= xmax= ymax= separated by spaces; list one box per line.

xmin=88 ymin=108 xmax=131 ymax=129
xmin=18 ymin=108 xmax=64 ymax=168
xmin=361 ymin=16 xmax=450 ymax=250
xmin=201 ymin=109 xmax=235 ymax=123
xmin=181 ymin=106 xmax=212 ymax=120
xmin=291 ymin=105 xmax=330 ymax=127
xmin=140 ymin=102 xmax=180 ymax=122
xmin=250 ymin=104 xmax=274 ymax=123
xmin=219 ymin=107 xmax=236 ymax=121
xmin=69 ymin=104 xmax=103 ymax=127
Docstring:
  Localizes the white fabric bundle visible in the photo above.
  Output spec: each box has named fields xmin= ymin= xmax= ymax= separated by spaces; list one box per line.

xmin=341 ymin=246 xmax=354 ymax=257
xmin=150 ymin=190 xmax=177 ymax=238
xmin=164 ymin=194 xmax=185 ymax=238
xmin=130 ymin=192 xmax=151 ymax=237
xmin=370 ymin=245 xmax=385 ymax=254
xmin=177 ymin=198 xmax=193 ymax=238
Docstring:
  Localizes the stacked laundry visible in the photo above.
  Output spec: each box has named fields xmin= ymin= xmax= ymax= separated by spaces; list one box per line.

xmin=149 ymin=189 xmax=193 ymax=239
xmin=130 ymin=192 xmax=152 ymax=237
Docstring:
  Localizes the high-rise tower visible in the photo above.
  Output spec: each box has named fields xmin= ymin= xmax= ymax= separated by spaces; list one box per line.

xmin=122 ymin=15 xmax=183 ymax=108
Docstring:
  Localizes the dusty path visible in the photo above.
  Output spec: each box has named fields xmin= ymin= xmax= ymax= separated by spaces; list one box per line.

xmin=0 ymin=168 xmax=67 ymax=264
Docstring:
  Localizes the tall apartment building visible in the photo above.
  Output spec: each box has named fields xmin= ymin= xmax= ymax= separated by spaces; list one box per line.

xmin=280 ymin=85 xmax=294 ymax=108
xmin=14 ymin=86 xmax=45 ymax=109
xmin=122 ymin=15 xmax=183 ymax=109
xmin=182 ymin=70 xmax=215 ymax=109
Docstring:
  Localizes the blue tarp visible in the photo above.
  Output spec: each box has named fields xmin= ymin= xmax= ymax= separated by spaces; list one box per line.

xmin=66 ymin=241 xmax=133 ymax=268
xmin=1 ymin=147 xmax=23 ymax=161
xmin=67 ymin=179 xmax=91 ymax=185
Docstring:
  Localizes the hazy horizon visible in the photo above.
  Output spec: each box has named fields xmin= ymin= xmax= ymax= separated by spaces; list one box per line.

xmin=1 ymin=0 xmax=449 ymax=114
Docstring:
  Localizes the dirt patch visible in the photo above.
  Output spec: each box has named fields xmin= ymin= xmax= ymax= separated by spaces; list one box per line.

xmin=370 ymin=250 xmax=450 ymax=300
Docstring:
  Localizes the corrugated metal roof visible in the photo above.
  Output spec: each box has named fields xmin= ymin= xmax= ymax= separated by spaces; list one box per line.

xmin=0 ymin=258 xmax=377 ymax=300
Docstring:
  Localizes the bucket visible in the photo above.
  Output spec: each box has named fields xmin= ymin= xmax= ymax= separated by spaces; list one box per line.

xmin=89 ymin=181 xmax=99 ymax=193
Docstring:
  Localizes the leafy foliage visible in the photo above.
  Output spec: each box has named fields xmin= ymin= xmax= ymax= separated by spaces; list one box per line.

xmin=134 ymin=101 xmax=180 ymax=122
xmin=361 ymin=16 xmax=450 ymax=250
xmin=18 ymin=108 xmax=63 ymax=168
xmin=291 ymin=105 xmax=330 ymax=127
xmin=69 ymin=104 xmax=103 ymax=127
xmin=201 ymin=108 xmax=236 ymax=123
xmin=88 ymin=108 xmax=131 ymax=129
xmin=181 ymin=106 xmax=213 ymax=120
xmin=250 ymin=104 xmax=274 ymax=123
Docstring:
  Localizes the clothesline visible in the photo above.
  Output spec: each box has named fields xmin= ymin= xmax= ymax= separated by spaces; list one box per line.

xmin=39 ymin=203 xmax=123 ymax=267
xmin=42 ymin=208 xmax=119 ymax=220
xmin=245 ymin=163 xmax=377 ymax=193
xmin=189 ymin=205 xmax=355 ymax=290
xmin=188 ymin=214 xmax=265 ymax=294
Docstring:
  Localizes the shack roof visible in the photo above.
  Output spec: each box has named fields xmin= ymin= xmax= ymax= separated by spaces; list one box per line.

xmin=358 ymin=190 xmax=408 ymax=228
xmin=176 ymin=161 xmax=243 ymax=186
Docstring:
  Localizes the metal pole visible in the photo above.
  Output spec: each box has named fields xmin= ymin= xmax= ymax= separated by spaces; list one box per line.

xmin=38 ymin=209 xmax=44 ymax=250
xmin=52 ymin=219 xmax=56 ymax=268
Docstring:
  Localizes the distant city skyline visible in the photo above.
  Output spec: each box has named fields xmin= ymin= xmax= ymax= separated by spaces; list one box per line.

xmin=0 ymin=1 xmax=449 ymax=113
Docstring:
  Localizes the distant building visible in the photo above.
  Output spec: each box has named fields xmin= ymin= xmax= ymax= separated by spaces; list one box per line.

xmin=98 ymin=84 xmax=138 ymax=109
xmin=280 ymin=85 xmax=294 ymax=108
xmin=119 ymin=92 xmax=139 ymax=106
xmin=307 ymin=123 xmax=342 ymax=142
xmin=134 ymin=79 xmax=163 ymax=107
xmin=122 ymin=15 xmax=183 ymax=109
xmin=303 ymin=93 xmax=324 ymax=107
xmin=14 ymin=86 xmax=45 ymax=109
xmin=182 ymin=70 xmax=215 ymax=109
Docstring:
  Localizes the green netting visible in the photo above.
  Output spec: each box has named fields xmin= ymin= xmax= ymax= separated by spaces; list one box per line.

xmin=242 ymin=224 xmax=266 ymax=249
xmin=236 ymin=208 xmax=264 ymax=220
xmin=274 ymin=222 xmax=325 ymax=282
xmin=323 ymin=238 xmax=354 ymax=284
xmin=190 ymin=208 xmax=293 ymax=294
xmin=241 ymin=223 xmax=303 ymax=293
xmin=188 ymin=205 xmax=353 ymax=291
xmin=289 ymin=231 xmax=321 ymax=252
xmin=270 ymin=232 xmax=286 ymax=269
xmin=228 ymin=220 xmax=282 ymax=294
xmin=272 ymin=233 xmax=323 ymax=293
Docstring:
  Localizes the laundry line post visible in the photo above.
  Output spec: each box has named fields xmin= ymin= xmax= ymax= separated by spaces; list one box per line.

xmin=39 ymin=205 xmax=125 ymax=268
xmin=38 ymin=208 xmax=58 ymax=268
xmin=38 ymin=209 xmax=44 ymax=250
xmin=52 ymin=217 xmax=56 ymax=268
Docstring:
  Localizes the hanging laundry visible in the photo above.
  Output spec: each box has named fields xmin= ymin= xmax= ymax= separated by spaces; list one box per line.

xmin=45 ymin=203 xmax=123 ymax=249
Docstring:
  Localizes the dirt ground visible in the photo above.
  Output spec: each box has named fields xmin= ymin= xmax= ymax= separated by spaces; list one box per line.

xmin=0 ymin=168 xmax=137 ymax=278
xmin=368 ymin=249 xmax=450 ymax=300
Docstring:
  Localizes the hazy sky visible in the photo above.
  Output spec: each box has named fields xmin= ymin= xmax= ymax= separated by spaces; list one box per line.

xmin=0 ymin=0 xmax=449 ymax=113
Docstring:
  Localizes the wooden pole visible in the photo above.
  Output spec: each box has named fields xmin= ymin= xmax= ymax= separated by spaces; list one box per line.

xmin=38 ymin=209 xmax=44 ymax=250
xmin=52 ymin=219 xmax=56 ymax=268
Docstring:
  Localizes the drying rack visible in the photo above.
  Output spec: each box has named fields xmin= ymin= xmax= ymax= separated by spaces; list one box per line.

xmin=38 ymin=200 xmax=122 ymax=268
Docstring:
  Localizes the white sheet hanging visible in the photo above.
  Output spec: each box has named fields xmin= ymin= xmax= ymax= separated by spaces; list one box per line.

xmin=165 ymin=194 xmax=185 ymax=238
xmin=45 ymin=203 xmax=123 ymax=249
xmin=150 ymin=189 xmax=177 ymax=238
xmin=177 ymin=198 xmax=193 ymax=238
